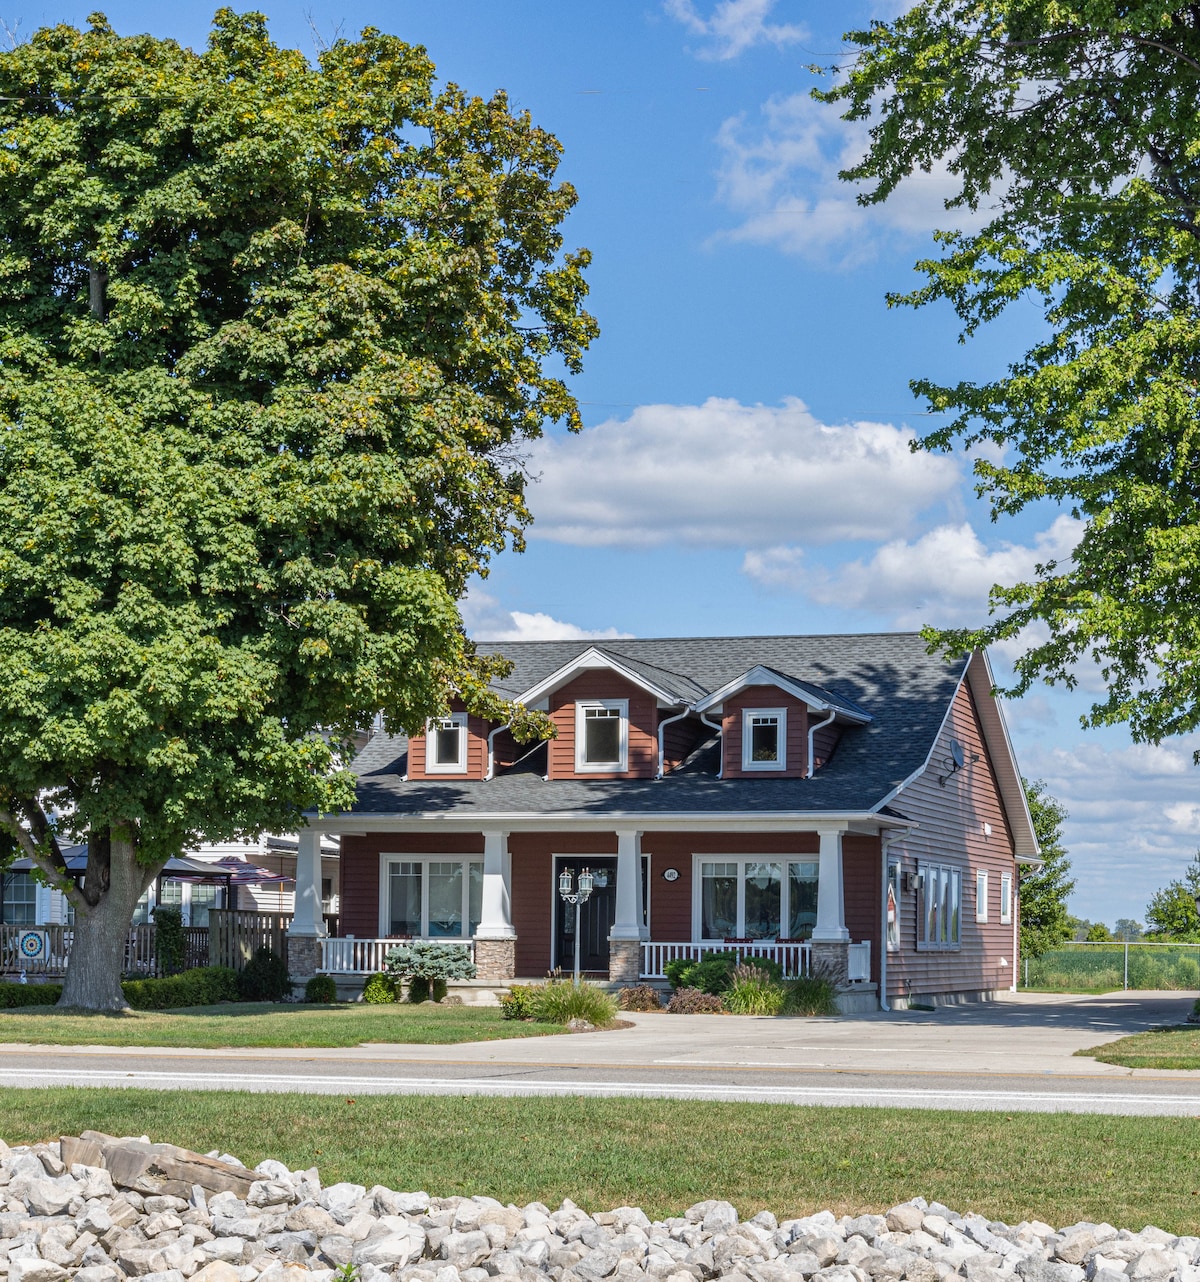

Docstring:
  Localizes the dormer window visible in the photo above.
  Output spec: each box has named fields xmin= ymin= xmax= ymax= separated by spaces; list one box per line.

xmin=743 ymin=708 xmax=786 ymax=771
xmin=425 ymin=714 xmax=467 ymax=773
xmin=576 ymin=699 xmax=628 ymax=772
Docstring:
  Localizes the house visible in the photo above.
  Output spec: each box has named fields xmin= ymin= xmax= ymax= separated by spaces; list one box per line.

xmin=288 ymin=633 xmax=1038 ymax=1009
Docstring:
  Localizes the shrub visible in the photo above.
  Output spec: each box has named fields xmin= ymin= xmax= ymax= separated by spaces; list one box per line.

xmin=153 ymin=906 xmax=186 ymax=976
xmin=362 ymin=972 xmax=398 ymax=1004
xmin=236 ymin=947 xmax=290 ymax=1002
xmin=529 ymin=979 xmax=617 ymax=1026
xmin=666 ymin=986 xmax=725 ymax=1014
xmin=384 ymin=941 xmax=476 ymax=1003
xmin=124 ymin=966 xmax=239 ymax=1010
xmin=782 ymin=970 xmax=840 ymax=1017
xmin=0 ymin=981 xmax=62 ymax=1007
xmin=618 ymin=984 xmax=664 ymax=1011
xmin=663 ymin=950 xmax=783 ymax=995
xmin=305 ymin=974 xmax=338 ymax=1003
xmin=498 ymin=984 xmax=538 ymax=1020
xmin=724 ymin=963 xmax=786 ymax=1016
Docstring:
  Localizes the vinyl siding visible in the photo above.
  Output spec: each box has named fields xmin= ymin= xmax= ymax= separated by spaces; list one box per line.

xmin=407 ymin=703 xmax=490 ymax=781
xmin=660 ymin=714 xmax=708 ymax=774
xmin=722 ymin=691 xmax=810 ymax=779
xmin=843 ymin=834 xmax=882 ymax=986
xmin=547 ymin=673 xmax=657 ymax=779
xmin=811 ymin=721 xmax=842 ymax=772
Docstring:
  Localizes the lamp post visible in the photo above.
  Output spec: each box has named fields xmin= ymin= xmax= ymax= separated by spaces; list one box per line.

xmin=557 ymin=866 xmax=594 ymax=985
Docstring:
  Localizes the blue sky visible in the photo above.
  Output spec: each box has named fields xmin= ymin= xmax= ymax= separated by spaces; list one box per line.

xmin=12 ymin=0 xmax=1196 ymax=926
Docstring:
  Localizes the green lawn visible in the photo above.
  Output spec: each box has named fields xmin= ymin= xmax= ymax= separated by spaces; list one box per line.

xmin=1079 ymin=1023 xmax=1200 ymax=1069
xmin=2 ymin=1090 xmax=1199 ymax=1231
xmin=0 ymin=1002 xmax=564 ymax=1048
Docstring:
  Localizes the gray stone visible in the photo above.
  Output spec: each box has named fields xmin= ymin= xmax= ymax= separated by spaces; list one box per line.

xmin=1016 ymin=1254 xmax=1086 ymax=1282
xmin=887 ymin=1208 xmax=926 ymax=1236
xmin=22 ymin=1181 xmax=74 ymax=1217
xmin=845 ymin=1217 xmax=888 ymax=1242
xmin=576 ymin=1247 xmax=622 ymax=1281
xmin=1057 ymin=1233 xmax=1100 ymax=1265
xmin=318 ymin=1183 xmax=367 ymax=1219
xmin=1128 ymin=1249 xmax=1175 ymax=1282
xmin=318 ymin=1235 xmax=354 ymax=1267
xmin=75 ymin=1267 xmax=122 ymax=1282
xmin=783 ymin=1251 xmax=824 ymax=1276
xmin=200 ymin=1239 xmax=246 ymax=1263
xmin=702 ymin=1202 xmax=739 ymax=1235
xmin=442 ymin=1231 xmax=494 ymax=1270
xmin=355 ymin=1227 xmax=426 ymax=1270
xmin=9 ymin=1261 xmax=70 ymax=1282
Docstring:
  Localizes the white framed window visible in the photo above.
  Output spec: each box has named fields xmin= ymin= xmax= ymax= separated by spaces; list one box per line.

xmin=575 ymin=699 xmax=628 ymax=772
xmin=741 ymin=708 xmax=786 ymax=771
xmin=1000 ymin=872 xmax=1013 ymax=925
xmin=693 ymin=856 xmax=818 ymax=941
xmin=1 ymin=871 xmax=37 ymax=925
xmin=425 ymin=714 xmax=468 ymax=773
xmin=886 ymin=862 xmax=901 ymax=951
xmin=919 ymin=863 xmax=962 ymax=950
xmin=379 ymin=856 xmax=483 ymax=939
xmin=976 ymin=869 xmax=989 ymax=923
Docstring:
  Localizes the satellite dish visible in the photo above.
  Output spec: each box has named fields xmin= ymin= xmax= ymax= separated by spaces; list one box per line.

xmin=950 ymin=740 xmax=965 ymax=770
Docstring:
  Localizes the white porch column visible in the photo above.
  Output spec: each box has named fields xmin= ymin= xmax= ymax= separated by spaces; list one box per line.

xmin=288 ymin=827 xmax=328 ymax=938
xmin=610 ymin=829 xmax=643 ymax=941
xmin=475 ymin=829 xmax=515 ymax=938
xmin=811 ymin=825 xmax=849 ymax=942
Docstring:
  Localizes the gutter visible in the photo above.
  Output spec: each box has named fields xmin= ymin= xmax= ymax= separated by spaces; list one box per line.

xmin=699 ymin=710 xmax=724 ymax=779
xmin=486 ymin=720 xmax=512 ymax=781
xmin=879 ymin=831 xmax=893 ymax=1012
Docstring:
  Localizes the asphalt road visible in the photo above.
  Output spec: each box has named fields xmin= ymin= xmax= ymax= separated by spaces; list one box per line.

xmin=2 ymin=991 xmax=1197 ymax=1115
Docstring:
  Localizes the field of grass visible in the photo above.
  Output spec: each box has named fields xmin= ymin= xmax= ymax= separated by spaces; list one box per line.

xmin=3 ymin=1089 xmax=1200 ymax=1232
xmin=0 ymin=1002 xmax=564 ymax=1048
xmin=1023 ymin=943 xmax=1200 ymax=993
xmin=1080 ymin=1024 xmax=1200 ymax=1069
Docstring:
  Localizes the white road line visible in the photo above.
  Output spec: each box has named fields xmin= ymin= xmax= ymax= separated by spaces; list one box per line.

xmin=1 ymin=1066 xmax=1199 ymax=1114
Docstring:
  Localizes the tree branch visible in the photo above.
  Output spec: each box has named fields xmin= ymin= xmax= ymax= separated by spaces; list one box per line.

xmin=0 ymin=804 xmax=88 ymax=913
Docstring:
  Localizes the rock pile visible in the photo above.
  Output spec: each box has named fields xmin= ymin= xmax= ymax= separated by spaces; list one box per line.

xmin=1 ymin=1133 xmax=1197 ymax=1282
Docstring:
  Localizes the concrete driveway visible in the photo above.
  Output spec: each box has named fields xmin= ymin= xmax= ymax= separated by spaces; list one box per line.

xmin=1 ymin=990 xmax=1197 ymax=1114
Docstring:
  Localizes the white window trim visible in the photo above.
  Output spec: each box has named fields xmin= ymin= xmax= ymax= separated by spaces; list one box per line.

xmin=1000 ymin=872 xmax=1013 ymax=925
xmin=886 ymin=861 xmax=901 ymax=952
xmin=575 ymin=699 xmax=629 ymax=773
xmin=691 ymin=853 xmax=819 ymax=942
xmin=378 ymin=854 xmax=484 ymax=939
xmin=741 ymin=707 xmax=787 ymax=771
xmin=424 ymin=713 xmax=468 ymax=774
xmin=976 ymin=869 xmax=989 ymax=923
xmin=917 ymin=861 xmax=962 ymax=951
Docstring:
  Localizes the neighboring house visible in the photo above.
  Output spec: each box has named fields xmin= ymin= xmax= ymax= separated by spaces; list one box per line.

xmin=287 ymin=633 xmax=1038 ymax=1008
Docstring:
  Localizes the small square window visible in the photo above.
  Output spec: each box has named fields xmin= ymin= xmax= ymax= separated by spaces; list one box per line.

xmin=575 ymin=700 xmax=628 ymax=771
xmin=741 ymin=708 xmax=786 ymax=770
xmin=425 ymin=714 xmax=467 ymax=772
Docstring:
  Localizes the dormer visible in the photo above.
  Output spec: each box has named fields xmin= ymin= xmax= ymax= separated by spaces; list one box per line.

xmin=406 ymin=701 xmax=489 ymax=781
xmin=694 ymin=666 xmax=871 ymax=780
xmin=514 ymin=646 xmax=690 ymax=780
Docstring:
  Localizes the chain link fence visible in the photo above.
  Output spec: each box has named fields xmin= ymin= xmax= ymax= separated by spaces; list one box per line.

xmin=1022 ymin=941 xmax=1200 ymax=991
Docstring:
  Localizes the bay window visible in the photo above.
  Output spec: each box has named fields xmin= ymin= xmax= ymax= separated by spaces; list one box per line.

xmin=696 ymin=857 xmax=818 ymax=940
xmin=381 ymin=856 xmax=483 ymax=939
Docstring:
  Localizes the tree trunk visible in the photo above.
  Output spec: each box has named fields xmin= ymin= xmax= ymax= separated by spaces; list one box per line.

xmin=58 ymin=832 xmax=158 ymax=1011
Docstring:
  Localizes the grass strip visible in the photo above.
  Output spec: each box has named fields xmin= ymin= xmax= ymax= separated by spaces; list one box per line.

xmin=1079 ymin=1024 xmax=1200 ymax=1069
xmin=0 ymin=1003 xmax=563 ymax=1048
xmin=2 ymin=1089 xmax=1200 ymax=1232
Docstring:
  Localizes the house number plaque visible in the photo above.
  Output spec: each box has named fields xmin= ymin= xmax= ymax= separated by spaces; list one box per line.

xmin=662 ymin=868 xmax=680 ymax=881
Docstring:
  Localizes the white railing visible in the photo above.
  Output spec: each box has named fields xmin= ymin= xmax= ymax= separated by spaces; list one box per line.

xmin=319 ymin=937 xmax=476 ymax=975
xmin=640 ymin=940 xmax=813 ymax=980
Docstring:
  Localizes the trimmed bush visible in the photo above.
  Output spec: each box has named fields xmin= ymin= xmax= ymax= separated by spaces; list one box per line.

xmin=384 ymin=941 xmax=476 ymax=1003
xmin=664 ymin=951 xmax=783 ymax=995
xmin=0 ymin=981 xmax=62 ymax=1007
xmin=617 ymin=984 xmax=664 ymax=1012
xmin=498 ymin=984 xmax=537 ymax=1020
xmin=782 ymin=970 xmax=839 ymax=1016
xmin=236 ymin=947 xmax=290 ymax=1002
xmin=666 ymin=986 xmax=724 ymax=1014
xmin=724 ymin=963 xmax=786 ymax=1015
xmin=305 ymin=974 xmax=338 ymax=1003
xmin=362 ymin=972 xmax=398 ymax=1004
xmin=529 ymin=979 xmax=617 ymax=1026
xmin=153 ymin=905 xmax=186 ymax=976
xmin=123 ymin=966 xmax=239 ymax=1010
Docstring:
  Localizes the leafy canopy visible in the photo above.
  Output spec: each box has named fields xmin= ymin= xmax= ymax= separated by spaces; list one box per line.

xmin=822 ymin=4 xmax=1200 ymax=745
xmin=1145 ymin=851 xmax=1200 ymax=940
xmin=0 ymin=11 xmax=596 ymax=866
xmin=1019 ymin=778 xmax=1075 ymax=959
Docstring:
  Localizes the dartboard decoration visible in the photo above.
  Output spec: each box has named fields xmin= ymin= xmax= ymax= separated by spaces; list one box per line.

xmin=16 ymin=930 xmax=47 ymax=961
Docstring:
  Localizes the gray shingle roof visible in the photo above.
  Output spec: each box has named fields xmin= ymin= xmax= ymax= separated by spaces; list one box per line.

xmin=347 ymin=632 xmax=967 ymax=819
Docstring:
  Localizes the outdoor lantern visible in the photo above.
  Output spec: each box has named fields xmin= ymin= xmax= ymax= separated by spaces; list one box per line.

xmin=557 ymin=866 xmax=594 ymax=985
xmin=579 ymin=867 xmax=594 ymax=897
xmin=558 ymin=867 xmax=573 ymax=898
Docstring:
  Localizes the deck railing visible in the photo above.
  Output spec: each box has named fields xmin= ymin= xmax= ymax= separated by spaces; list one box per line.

xmin=640 ymin=939 xmax=814 ymax=979
xmin=320 ymin=937 xmax=475 ymax=975
xmin=0 ymin=922 xmax=211 ymax=978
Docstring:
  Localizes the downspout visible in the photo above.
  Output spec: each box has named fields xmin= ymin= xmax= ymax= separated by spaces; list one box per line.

xmin=656 ymin=707 xmax=691 ymax=780
xmin=879 ymin=831 xmax=892 ymax=1012
xmin=486 ymin=720 xmax=513 ymax=781
xmin=699 ymin=710 xmax=724 ymax=779
xmin=807 ymin=709 xmax=836 ymax=778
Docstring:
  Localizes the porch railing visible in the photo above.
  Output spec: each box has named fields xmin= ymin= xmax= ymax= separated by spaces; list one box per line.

xmin=0 ymin=923 xmax=211 ymax=978
xmin=640 ymin=939 xmax=813 ymax=979
xmin=320 ymin=937 xmax=476 ymax=975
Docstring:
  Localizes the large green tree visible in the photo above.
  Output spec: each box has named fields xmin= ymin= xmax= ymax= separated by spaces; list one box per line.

xmin=0 ymin=11 xmax=595 ymax=1008
xmin=1145 ymin=852 xmax=1200 ymax=939
xmin=822 ymin=4 xmax=1200 ymax=745
xmin=1020 ymin=778 xmax=1075 ymax=958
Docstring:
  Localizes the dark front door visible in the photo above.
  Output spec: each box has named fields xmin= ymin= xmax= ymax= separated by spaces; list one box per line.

xmin=555 ymin=857 xmax=618 ymax=975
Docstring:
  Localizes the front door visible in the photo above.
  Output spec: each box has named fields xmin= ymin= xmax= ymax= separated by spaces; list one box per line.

xmin=554 ymin=857 xmax=618 ymax=975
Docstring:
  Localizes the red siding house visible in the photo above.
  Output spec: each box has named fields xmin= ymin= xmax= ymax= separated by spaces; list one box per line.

xmin=288 ymin=633 xmax=1039 ymax=1010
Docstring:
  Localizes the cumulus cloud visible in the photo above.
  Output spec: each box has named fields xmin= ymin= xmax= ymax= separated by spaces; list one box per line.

xmin=742 ymin=516 xmax=1083 ymax=630
xmin=714 ymin=91 xmax=988 ymax=265
xmin=526 ymin=397 xmax=960 ymax=548
xmin=461 ymin=588 xmax=633 ymax=643
xmin=665 ymin=0 xmax=807 ymax=60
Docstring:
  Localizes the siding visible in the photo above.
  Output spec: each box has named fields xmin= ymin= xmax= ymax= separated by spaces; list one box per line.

xmin=843 ymin=834 xmax=881 ymax=985
xmin=547 ymin=673 xmax=657 ymax=779
xmin=407 ymin=702 xmax=490 ymax=781
xmin=883 ymin=676 xmax=1018 ymax=1001
xmin=661 ymin=714 xmax=708 ymax=774
xmin=811 ymin=721 xmax=842 ymax=772
xmin=722 ymin=690 xmax=810 ymax=779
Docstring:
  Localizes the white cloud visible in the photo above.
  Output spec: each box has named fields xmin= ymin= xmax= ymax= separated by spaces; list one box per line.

xmin=461 ymin=588 xmax=632 ymax=643
xmin=742 ymin=516 xmax=1082 ymax=630
xmin=526 ymin=397 xmax=959 ymax=548
xmin=714 ymin=91 xmax=987 ymax=265
xmin=665 ymin=0 xmax=807 ymax=60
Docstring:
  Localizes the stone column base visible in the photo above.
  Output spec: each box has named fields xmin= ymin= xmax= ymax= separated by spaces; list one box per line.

xmin=607 ymin=938 xmax=641 ymax=987
xmin=286 ymin=935 xmax=322 ymax=982
xmin=809 ymin=940 xmax=849 ymax=987
xmin=474 ymin=936 xmax=517 ymax=982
